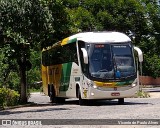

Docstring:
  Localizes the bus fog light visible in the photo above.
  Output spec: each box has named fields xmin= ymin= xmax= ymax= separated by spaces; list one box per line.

xmin=91 ymin=93 xmax=94 ymax=96
xmin=93 ymin=85 xmax=97 ymax=89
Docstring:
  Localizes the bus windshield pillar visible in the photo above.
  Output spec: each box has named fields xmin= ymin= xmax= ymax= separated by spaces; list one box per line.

xmin=81 ymin=48 xmax=88 ymax=64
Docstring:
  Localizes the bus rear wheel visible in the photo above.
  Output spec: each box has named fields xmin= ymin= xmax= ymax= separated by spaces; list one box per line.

xmin=49 ymin=85 xmax=65 ymax=104
xmin=49 ymin=84 xmax=56 ymax=103
xmin=55 ymin=97 xmax=65 ymax=104
xmin=118 ymin=98 xmax=124 ymax=105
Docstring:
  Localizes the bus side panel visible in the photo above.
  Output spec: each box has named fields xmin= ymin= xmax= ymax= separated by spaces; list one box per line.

xmin=46 ymin=65 xmax=63 ymax=96
xmin=59 ymin=62 xmax=72 ymax=94
xmin=58 ymin=62 xmax=82 ymax=98
xmin=41 ymin=65 xmax=48 ymax=95
xmin=47 ymin=66 xmax=53 ymax=85
xmin=65 ymin=62 xmax=82 ymax=98
xmin=52 ymin=64 xmax=62 ymax=96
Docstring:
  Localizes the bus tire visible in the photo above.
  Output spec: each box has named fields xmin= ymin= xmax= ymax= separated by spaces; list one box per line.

xmin=48 ymin=84 xmax=50 ymax=97
xmin=55 ymin=97 xmax=65 ymax=104
xmin=118 ymin=98 xmax=124 ymax=105
xmin=78 ymin=88 xmax=86 ymax=105
xmin=49 ymin=85 xmax=56 ymax=103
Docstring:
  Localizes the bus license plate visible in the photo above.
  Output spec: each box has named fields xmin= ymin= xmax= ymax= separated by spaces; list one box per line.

xmin=111 ymin=92 xmax=120 ymax=96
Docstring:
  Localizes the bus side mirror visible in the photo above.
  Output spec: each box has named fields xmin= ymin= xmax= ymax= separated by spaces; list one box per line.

xmin=134 ymin=46 xmax=143 ymax=62
xmin=81 ymin=48 xmax=88 ymax=64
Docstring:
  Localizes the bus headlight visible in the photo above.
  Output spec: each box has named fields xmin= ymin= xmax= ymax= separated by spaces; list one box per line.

xmin=132 ymin=83 xmax=137 ymax=87
xmin=91 ymin=92 xmax=94 ymax=96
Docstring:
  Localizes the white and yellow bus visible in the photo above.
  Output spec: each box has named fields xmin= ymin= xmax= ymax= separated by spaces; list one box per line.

xmin=41 ymin=32 xmax=143 ymax=105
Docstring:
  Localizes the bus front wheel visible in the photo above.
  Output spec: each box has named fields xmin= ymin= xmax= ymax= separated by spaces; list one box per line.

xmin=118 ymin=98 xmax=124 ymax=105
xmin=78 ymin=88 xmax=86 ymax=105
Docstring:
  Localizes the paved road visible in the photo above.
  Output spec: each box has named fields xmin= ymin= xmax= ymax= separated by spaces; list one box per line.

xmin=0 ymin=89 xmax=160 ymax=128
xmin=142 ymin=87 xmax=160 ymax=92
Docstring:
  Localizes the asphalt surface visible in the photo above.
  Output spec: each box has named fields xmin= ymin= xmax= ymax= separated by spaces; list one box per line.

xmin=0 ymin=88 xmax=160 ymax=128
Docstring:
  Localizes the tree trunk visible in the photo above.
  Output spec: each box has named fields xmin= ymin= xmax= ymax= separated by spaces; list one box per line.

xmin=18 ymin=59 xmax=27 ymax=104
xmin=19 ymin=64 xmax=27 ymax=103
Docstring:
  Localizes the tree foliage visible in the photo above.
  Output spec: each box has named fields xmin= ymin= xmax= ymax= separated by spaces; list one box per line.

xmin=0 ymin=0 xmax=69 ymax=103
xmin=64 ymin=0 xmax=160 ymax=77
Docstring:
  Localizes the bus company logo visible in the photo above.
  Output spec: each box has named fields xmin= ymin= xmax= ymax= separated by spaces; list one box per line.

xmin=2 ymin=120 xmax=11 ymax=125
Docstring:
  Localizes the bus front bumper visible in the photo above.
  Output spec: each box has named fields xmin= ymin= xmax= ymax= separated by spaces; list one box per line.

xmin=82 ymin=85 xmax=139 ymax=100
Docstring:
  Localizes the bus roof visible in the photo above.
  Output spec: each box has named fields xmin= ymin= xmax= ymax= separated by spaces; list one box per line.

xmin=65 ymin=31 xmax=131 ymax=45
xmin=43 ymin=32 xmax=131 ymax=51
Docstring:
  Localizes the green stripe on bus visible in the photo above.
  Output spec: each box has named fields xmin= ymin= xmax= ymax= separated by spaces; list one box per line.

xmin=67 ymin=38 xmax=77 ymax=44
xmin=116 ymin=80 xmax=134 ymax=86
xmin=60 ymin=62 xmax=72 ymax=91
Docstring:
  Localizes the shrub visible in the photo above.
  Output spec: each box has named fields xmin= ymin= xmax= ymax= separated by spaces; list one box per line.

xmin=0 ymin=87 xmax=20 ymax=109
xmin=136 ymin=90 xmax=150 ymax=98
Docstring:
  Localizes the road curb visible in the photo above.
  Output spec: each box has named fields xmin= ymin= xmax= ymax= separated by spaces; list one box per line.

xmin=0 ymin=102 xmax=36 ymax=111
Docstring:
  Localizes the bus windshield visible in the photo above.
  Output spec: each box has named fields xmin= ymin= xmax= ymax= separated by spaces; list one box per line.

xmin=87 ymin=43 xmax=136 ymax=80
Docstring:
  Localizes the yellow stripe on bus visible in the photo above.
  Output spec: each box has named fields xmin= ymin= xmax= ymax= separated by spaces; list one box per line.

xmin=61 ymin=37 xmax=69 ymax=46
xmin=94 ymin=81 xmax=116 ymax=87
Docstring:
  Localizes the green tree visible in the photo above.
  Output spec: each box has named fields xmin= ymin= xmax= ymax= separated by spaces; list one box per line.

xmin=0 ymin=46 xmax=18 ymax=88
xmin=27 ymin=50 xmax=41 ymax=86
xmin=65 ymin=0 xmax=160 ymax=77
xmin=0 ymin=0 xmax=69 ymax=103
xmin=66 ymin=7 xmax=96 ymax=33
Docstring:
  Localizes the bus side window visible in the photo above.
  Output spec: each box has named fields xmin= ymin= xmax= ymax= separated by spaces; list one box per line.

xmin=74 ymin=53 xmax=78 ymax=64
xmin=61 ymin=43 xmax=78 ymax=64
xmin=78 ymin=41 xmax=88 ymax=74
xmin=42 ymin=51 xmax=48 ymax=66
xmin=70 ymin=43 xmax=78 ymax=64
xmin=44 ymin=42 xmax=78 ymax=66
